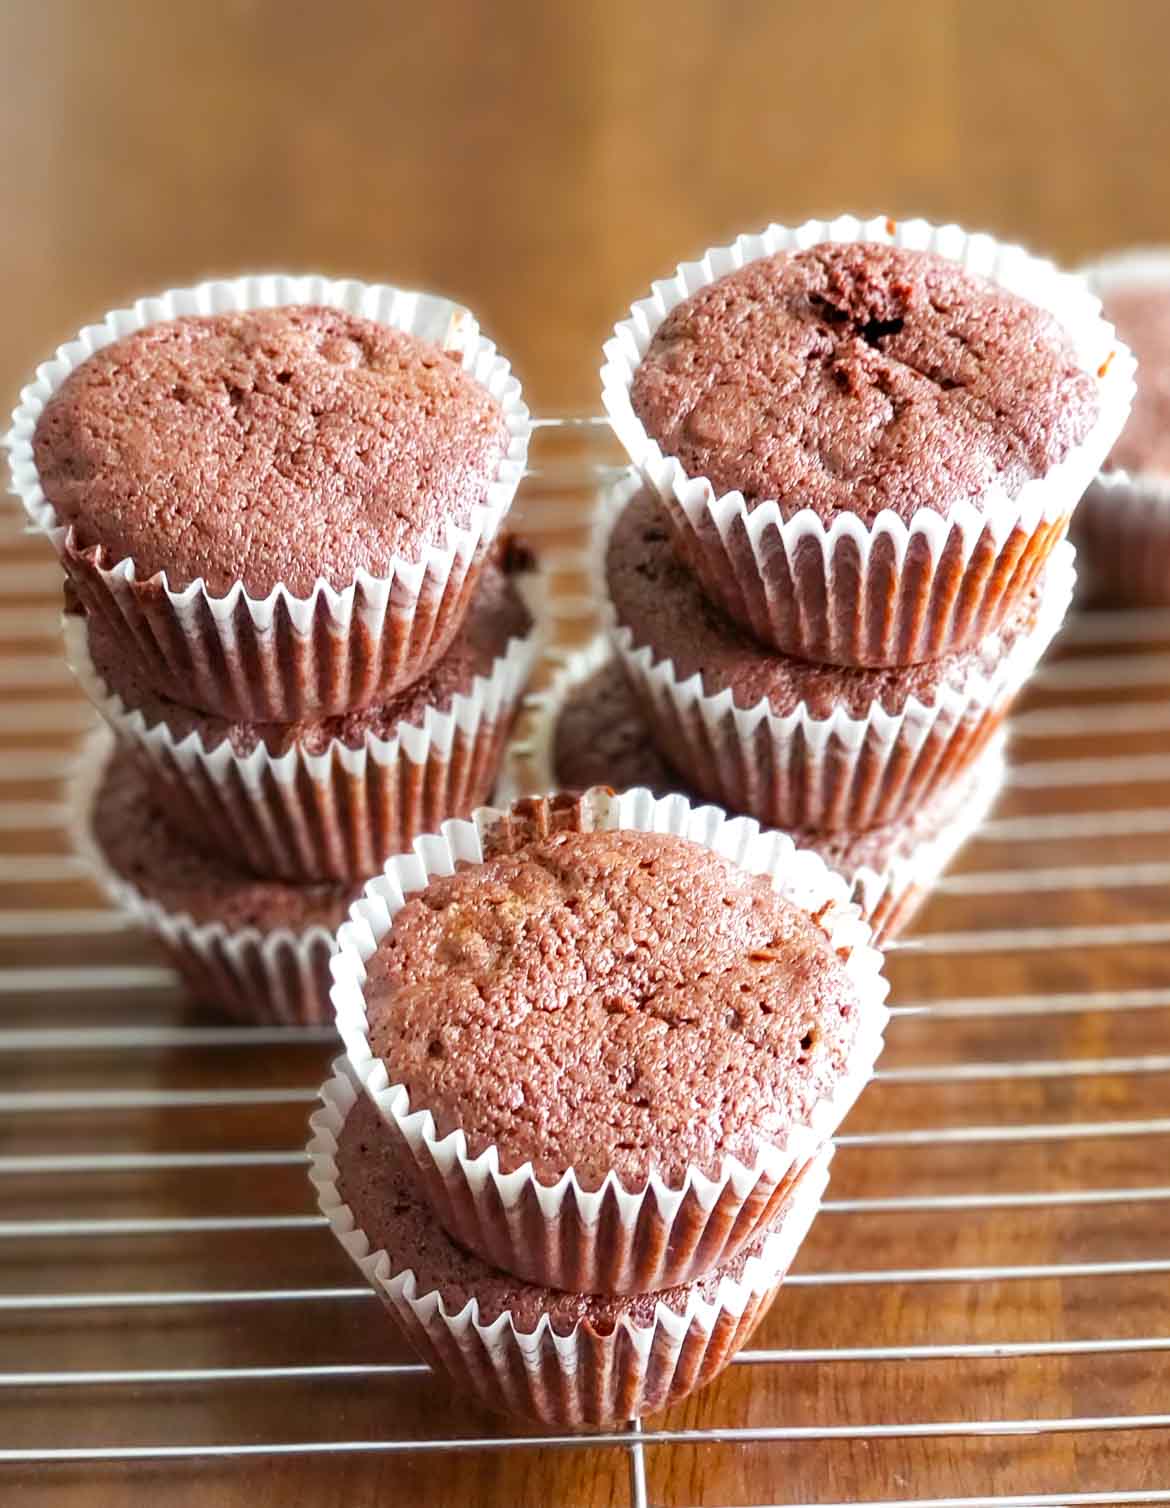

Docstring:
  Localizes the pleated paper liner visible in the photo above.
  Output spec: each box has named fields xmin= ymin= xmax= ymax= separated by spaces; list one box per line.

xmin=64 ymin=568 xmax=545 ymax=882
xmin=332 ymin=786 xmax=888 ymax=1294
xmin=8 ymin=274 xmax=531 ymax=719
xmin=601 ymin=214 xmax=1132 ymax=666
xmin=309 ymin=1061 xmax=831 ymax=1429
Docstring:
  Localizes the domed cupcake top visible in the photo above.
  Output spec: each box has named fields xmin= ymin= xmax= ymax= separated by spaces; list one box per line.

xmin=630 ymin=241 xmax=1099 ymax=525
xmin=33 ymin=305 xmax=510 ymax=595
xmin=364 ymin=824 xmax=862 ymax=1189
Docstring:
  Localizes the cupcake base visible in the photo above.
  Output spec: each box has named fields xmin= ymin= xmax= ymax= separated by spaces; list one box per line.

xmin=1074 ymin=471 xmax=1170 ymax=606
xmin=65 ymin=546 xmax=542 ymax=882
xmin=310 ymin=1064 xmax=831 ymax=1429
xmin=672 ymin=501 xmax=1073 ymax=673
xmin=148 ymin=922 xmax=338 ymax=1028
xmin=599 ymin=479 xmax=1070 ymax=833
xmin=1074 ymin=250 xmax=1170 ymax=606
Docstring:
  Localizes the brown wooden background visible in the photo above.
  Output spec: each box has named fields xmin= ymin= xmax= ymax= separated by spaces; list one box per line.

xmin=3 ymin=2 xmax=1170 ymax=1506
xmin=4 ymin=0 xmax=1170 ymax=416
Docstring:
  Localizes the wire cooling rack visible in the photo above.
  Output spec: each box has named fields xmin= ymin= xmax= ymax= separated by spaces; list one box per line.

xmin=1 ymin=417 xmax=1170 ymax=1507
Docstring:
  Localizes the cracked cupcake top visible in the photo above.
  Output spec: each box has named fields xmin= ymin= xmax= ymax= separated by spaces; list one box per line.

xmin=630 ymin=242 xmax=1099 ymax=524
xmin=33 ymin=306 xmax=510 ymax=595
xmin=364 ymin=826 xmax=862 ymax=1190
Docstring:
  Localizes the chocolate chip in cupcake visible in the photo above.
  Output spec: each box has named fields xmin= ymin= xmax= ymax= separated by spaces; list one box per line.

xmin=34 ymin=305 xmax=511 ymax=596
xmin=631 ymin=241 xmax=1099 ymax=525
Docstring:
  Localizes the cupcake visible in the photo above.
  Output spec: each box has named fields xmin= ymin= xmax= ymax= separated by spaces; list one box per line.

xmin=78 ymin=735 xmax=356 ymax=1024
xmin=1076 ymin=252 xmax=1170 ymax=604
xmin=521 ymin=638 xmax=1005 ymax=944
xmin=310 ymin=1066 xmax=830 ymax=1428
xmin=601 ymin=481 xmax=1068 ymax=832
xmin=332 ymin=787 xmax=888 ymax=1294
xmin=66 ymin=539 xmax=542 ymax=882
xmin=602 ymin=216 xmax=1130 ymax=667
xmin=547 ymin=644 xmax=681 ymax=797
xmin=8 ymin=277 xmax=530 ymax=719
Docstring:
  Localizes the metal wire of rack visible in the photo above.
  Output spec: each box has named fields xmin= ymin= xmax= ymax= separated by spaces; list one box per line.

xmin=1 ymin=417 xmax=1169 ymax=1505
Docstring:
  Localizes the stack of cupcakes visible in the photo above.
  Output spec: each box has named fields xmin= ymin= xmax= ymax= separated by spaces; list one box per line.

xmin=313 ymin=785 xmax=890 ymax=1426
xmin=7 ymin=277 xmax=536 ymax=1024
xmin=529 ymin=216 xmax=1137 ymax=942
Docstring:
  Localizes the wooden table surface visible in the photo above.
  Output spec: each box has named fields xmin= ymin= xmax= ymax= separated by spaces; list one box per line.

xmin=3 ymin=3 xmax=1170 ymax=1504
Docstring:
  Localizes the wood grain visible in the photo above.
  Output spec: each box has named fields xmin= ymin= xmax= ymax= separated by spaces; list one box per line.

xmin=2 ymin=3 xmax=1170 ymax=1504
xmin=3 ymin=0 xmax=1170 ymax=415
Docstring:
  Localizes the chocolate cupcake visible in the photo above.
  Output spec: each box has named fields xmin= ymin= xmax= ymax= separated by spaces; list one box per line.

xmin=602 ymin=216 xmax=1130 ymax=667
xmin=66 ymin=541 xmax=541 ymax=882
xmin=333 ymin=788 xmax=888 ymax=1295
xmin=78 ymin=735 xmax=356 ymax=1023
xmin=9 ymin=277 xmax=530 ymax=719
xmin=548 ymin=644 xmax=680 ymax=796
xmin=601 ymin=480 xmax=1069 ymax=832
xmin=1076 ymin=252 xmax=1170 ymax=605
xmin=521 ymin=638 xmax=1005 ymax=945
xmin=310 ymin=1067 xmax=830 ymax=1428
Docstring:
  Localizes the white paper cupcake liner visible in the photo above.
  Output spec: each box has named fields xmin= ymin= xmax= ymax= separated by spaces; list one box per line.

xmin=1075 ymin=250 xmax=1170 ymax=605
xmin=7 ymin=275 xmax=532 ymax=719
xmin=601 ymin=214 xmax=1133 ymax=667
xmin=63 ymin=570 xmax=545 ymax=883
xmin=332 ymin=786 xmax=888 ymax=1294
xmin=71 ymin=729 xmax=343 ymax=1025
xmin=309 ymin=1060 xmax=830 ymax=1428
xmin=593 ymin=474 xmax=1073 ymax=831
xmin=510 ymin=635 xmax=1007 ymax=945
xmin=609 ymin=560 xmax=1064 ymax=831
